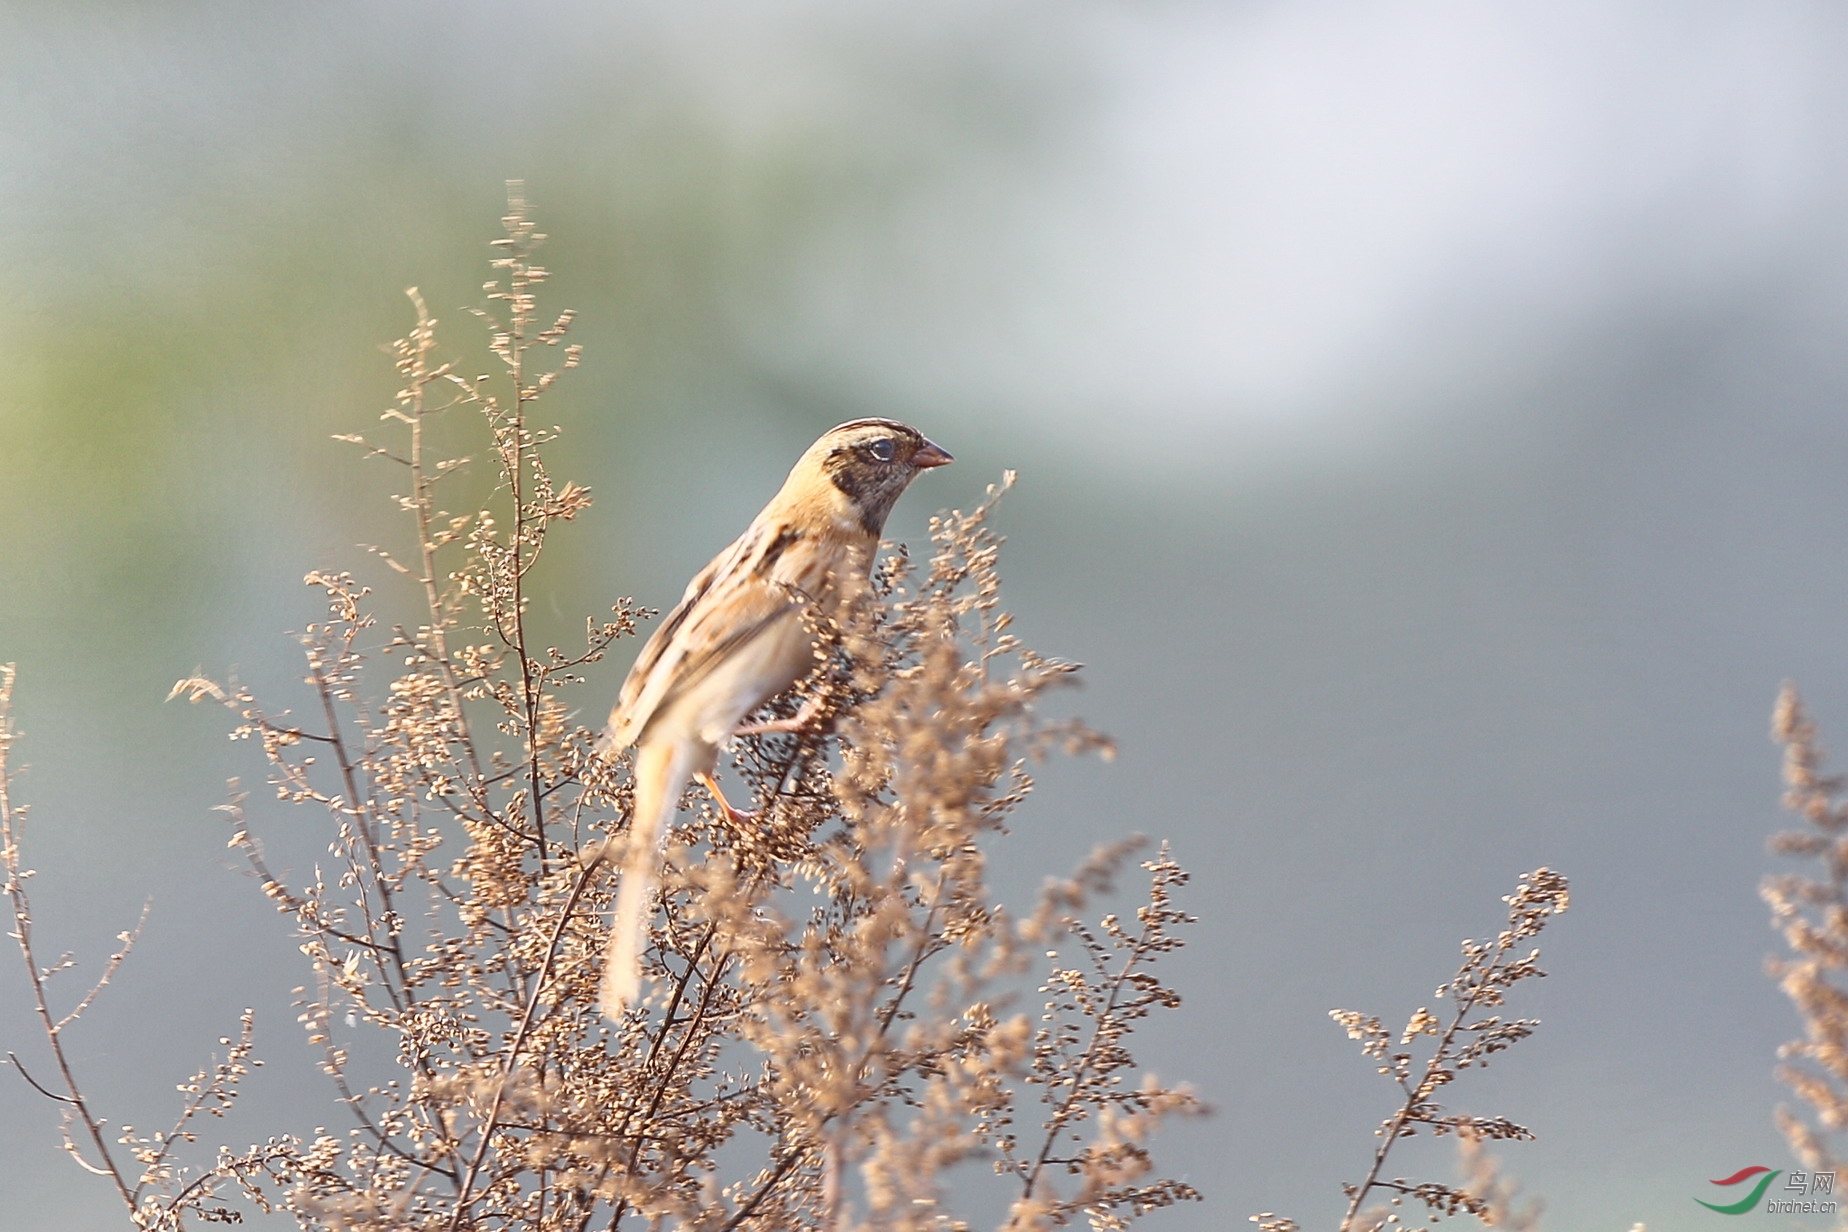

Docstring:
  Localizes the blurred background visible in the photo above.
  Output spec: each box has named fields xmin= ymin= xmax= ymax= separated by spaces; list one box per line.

xmin=6 ymin=2 xmax=1848 ymax=1227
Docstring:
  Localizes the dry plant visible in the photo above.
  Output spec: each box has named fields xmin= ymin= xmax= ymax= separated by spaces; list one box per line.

xmin=1764 ymin=683 xmax=1848 ymax=1174
xmin=1449 ymin=1130 xmax=1541 ymax=1232
xmin=4 ymin=190 xmax=1200 ymax=1231
xmin=3 ymin=663 xmax=264 ymax=1229
xmin=1250 ymin=867 xmax=1569 ymax=1232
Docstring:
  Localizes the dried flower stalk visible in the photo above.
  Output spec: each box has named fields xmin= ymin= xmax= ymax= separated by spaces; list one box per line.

xmin=1253 ymin=868 xmax=1568 ymax=1232
xmin=1765 ymin=684 xmax=1848 ymax=1172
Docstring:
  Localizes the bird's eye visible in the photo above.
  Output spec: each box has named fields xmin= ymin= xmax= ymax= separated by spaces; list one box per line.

xmin=868 ymin=438 xmax=896 ymax=462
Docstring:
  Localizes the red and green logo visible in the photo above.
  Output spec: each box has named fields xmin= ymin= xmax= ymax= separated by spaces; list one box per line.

xmin=1696 ymin=1166 xmax=1781 ymax=1214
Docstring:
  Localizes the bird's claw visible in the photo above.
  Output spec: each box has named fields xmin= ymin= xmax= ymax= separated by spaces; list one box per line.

xmin=696 ymin=771 xmax=760 ymax=826
xmin=731 ymin=694 xmax=827 ymax=739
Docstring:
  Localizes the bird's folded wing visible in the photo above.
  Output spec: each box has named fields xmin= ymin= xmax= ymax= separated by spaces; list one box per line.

xmin=604 ymin=533 xmax=809 ymax=749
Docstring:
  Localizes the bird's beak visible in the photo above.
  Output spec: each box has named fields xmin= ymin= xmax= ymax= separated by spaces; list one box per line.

xmin=913 ymin=438 xmax=954 ymax=469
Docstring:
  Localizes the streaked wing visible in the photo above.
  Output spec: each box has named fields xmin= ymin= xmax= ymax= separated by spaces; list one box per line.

xmin=605 ymin=518 xmax=830 ymax=749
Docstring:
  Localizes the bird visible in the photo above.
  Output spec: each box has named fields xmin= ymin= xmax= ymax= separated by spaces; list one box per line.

xmin=597 ymin=419 xmax=953 ymax=1016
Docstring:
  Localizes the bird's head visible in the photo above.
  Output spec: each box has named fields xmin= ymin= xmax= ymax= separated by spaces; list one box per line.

xmin=794 ymin=418 xmax=953 ymax=535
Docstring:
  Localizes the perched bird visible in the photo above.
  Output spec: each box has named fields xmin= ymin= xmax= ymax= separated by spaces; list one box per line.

xmin=598 ymin=419 xmax=953 ymax=1016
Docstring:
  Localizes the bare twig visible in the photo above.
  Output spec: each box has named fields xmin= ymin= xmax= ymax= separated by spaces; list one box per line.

xmin=1 ymin=663 xmax=140 ymax=1214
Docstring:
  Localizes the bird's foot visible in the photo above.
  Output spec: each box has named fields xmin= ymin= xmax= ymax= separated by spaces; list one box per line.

xmin=732 ymin=694 xmax=827 ymax=739
xmin=696 ymin=770 xmax=759 ymax=826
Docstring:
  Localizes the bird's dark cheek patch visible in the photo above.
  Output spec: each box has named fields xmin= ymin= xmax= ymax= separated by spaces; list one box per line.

xmin=826 ymin=459 xmax=867 ymax=504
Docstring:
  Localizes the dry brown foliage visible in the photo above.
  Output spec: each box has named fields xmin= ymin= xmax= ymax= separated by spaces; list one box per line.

xmin=1449 ymin=1129 xmax=1541 ymax=1232
xmin=1765 ymin=683 xmax=1848 ymax=1172
xmin=4 ymin=191 xmax=1200 ymax=1230
xmin=1250 ymin=868 xmax=1569 ymax=1232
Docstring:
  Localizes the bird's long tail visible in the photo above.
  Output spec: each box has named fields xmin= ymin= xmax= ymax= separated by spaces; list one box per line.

xmin=600 ymin=740 xmax=695 ymax=1019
